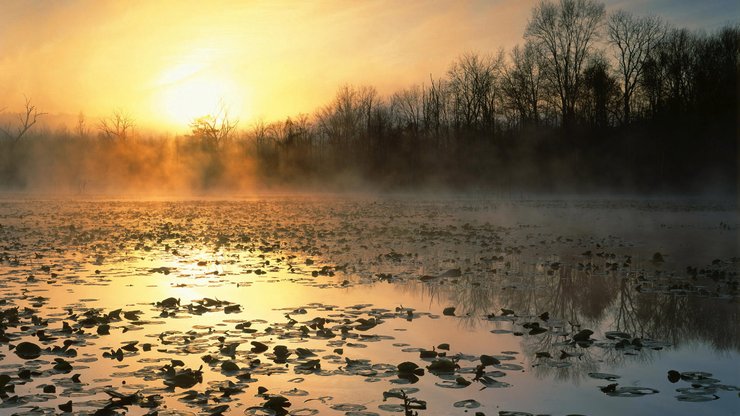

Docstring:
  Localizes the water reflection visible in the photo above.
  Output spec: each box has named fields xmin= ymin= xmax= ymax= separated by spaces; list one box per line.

xmin=0 ymin=197 xmax=737 ymax=415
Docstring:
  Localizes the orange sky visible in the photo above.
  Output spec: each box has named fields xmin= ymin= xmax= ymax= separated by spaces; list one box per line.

xmin=0 ymin=0 xmax=735 ymax=132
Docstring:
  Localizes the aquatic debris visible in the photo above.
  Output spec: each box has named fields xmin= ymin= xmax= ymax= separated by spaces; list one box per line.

xmin=455 ymin=376 xmax=472 ymax=386
xmin=572 ymin=329 xmax=594 ymax=343
xmin=667 ymin=370 xmax=681 ymax=383
xmin=156 ymin=297 xmax=180 ymax=308
xmin=273 ymin=345 xmax=292 ymax=363
xmin=604 ymin=331 xmax=631 ymax=340
xmin=522 ymin=322 xmax=548 ymax=335
xmin=53 ymin=358 xmax=73 ymax=372
xmin=295 ymin=359 xmax=321 ymax=372
xmin=599 ymin=384 xmax=659 ymax=397
xmin=667 ymin=370 xmax=738 ymax=402
xmin=397 ymin=361 xmax=424 ymax=376
xmin=480 ymin=355 xmax=500 ymax=366
xmin=103 ymin=348 xmax=124 ymax=361
xmin=382 ymin=388 xmax=426 ymax=415
xmin=295 ymin=347 xmax=316 ymax=358
xmin=330 ymin=403 xmax=366 ymax=412
xmin=559 ymin=350 xmax=583 ymax=360
xmin=427 ymin=358 xmax=458 ymax=374
xmin=419 ymin=348 xmax=437 ymax=359
xmin=161 ymin=364 xmax=203 ymax=388
xmin=244 ymin=395 xmax=292 ymax=416
xmin=13 ymin=341 xmax=41 ymax=359
xmin=477 ymin=375 xmax=511 ymax=388
xmin=224 ymin=304 xmax=241 ymax=314
xmin=100 ymin=389 xmax=158 ymax=411
xmin=58 ymin=400 xmax=72 ymax=412
xmin=97 ymin=324 xmax=111 ymax=335
xmin=453 ymin=399 xmax=481 ymax=409
xmin=355 ymin=317 xmax=379 ymax=331
xmin=220 ymin=360 xmax=239 ymax=372
xmin=588 ymin=373 xmax=620 ymax=381
xmin=206 ymin=404 xmax=230 ymax=415
xmin=251 ymin=341 xmax=269 ymax=353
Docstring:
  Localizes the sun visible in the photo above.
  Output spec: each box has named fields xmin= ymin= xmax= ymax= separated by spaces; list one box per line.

xmin=154 ymin=63 xmax=245 ymax=128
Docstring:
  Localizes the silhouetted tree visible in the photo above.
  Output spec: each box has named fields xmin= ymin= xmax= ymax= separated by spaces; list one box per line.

xmin=502 ymin=42 xmax=546 ymax=127
xmin=423 ymin=75 xmax=450 ymax=140
xmin=607 ymin=10 xmax=665 ymax=124
xmin=390 ymin=85 xmax=425 ymax=136
xmin=692 ymin=25 xmax=740 ymax=121
xmin=190 ymin=104 xmax=238 ymax=148
xmin=98 ymin=110 xmax=134 ymax=141
xmin=526 ymin=0 xmax=605 ymax=129
xmin=581 ymin=55 xmax=620 ymax=128
xmin=0 ymin=97 xmax=46 ymax=144
xmin=447 ymin=52 xmax=504 ymax=133
xmin=75 ymin=111 xmax=89 ymax=138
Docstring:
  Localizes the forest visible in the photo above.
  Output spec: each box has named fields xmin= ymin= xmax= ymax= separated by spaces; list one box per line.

xmin=0 ymin=0 xmax=737 ymax=194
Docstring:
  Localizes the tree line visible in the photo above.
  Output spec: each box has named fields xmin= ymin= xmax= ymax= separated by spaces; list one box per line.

xmin=1 ymin=0 xmax=738 ymax=193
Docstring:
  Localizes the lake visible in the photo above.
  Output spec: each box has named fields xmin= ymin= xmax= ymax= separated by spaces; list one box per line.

xmin=0 ymin=195 xmax=737 ymax=415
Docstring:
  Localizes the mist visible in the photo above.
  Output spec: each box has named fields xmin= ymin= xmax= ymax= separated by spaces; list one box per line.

xmin=0 ymin=2 xmax=737 ymax=198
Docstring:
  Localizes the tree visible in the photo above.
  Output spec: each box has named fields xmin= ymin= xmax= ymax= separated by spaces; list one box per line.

xmin=98 ymin=110 xmax=134 ymax=141
xmin=0 ymin=97 xmax=46 ymax=144
xmin=75 ymin=111 xmax=89 ymax=138
xmin=644 ymin=28 xmax=698 ymax=116
xmin=446 ymin=51 xmax=504 ymax=132
xmin=581 ymin=55 xmax=620 ymax=128
xmin=525 ymin=0 xmax=605 ymax=129
xmin=607 ymin=10 xmax=665 ymax=124
xmin=190 ymin=103 xmax=238 ymax=148
xmin=502 ymin=42 xmax=546 ymax=127
xmin=390 ymin=85 xmax=424 ymax=135
xmin=314 ymin=84 xmax=378 ymax=146
xmin=423 ymin=75 xmax=449 ymax=139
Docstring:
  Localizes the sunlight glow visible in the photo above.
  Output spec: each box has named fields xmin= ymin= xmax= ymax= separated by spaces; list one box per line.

xmin=155 ymin=58 xmax=247 ymax=128
xmin=159 ymin=77 xmax=227 ymax=125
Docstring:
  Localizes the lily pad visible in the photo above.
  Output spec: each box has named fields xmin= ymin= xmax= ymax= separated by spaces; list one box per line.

xmin=14 ymin=342 xmax=41 ymax=359
xmin=588 ymin=372 xmax=621 ymax=381
xmin=453 ymin=399 xmax=481 ymax=409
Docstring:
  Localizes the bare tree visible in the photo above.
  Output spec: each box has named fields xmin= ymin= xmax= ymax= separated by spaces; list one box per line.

xmin=98 ymin=110 xmax=134 ymax=141
xmin=390 ymin=85 xmax=424 ymax=135
xmin=75 ymin=111 xmax=89 ymax=138
xmin=0 ymin=97 xmax=47 ymax=143
xmin=525 ymin=0 xmax=605 ymax=129
xmin=607 ymin=10 xmax=665 ymax=124
xmin=189 ymin=103 xmax=238 ymax=148
xmin=446 ymin=51 xmax=504 ymax=132
xmin=423 ymin=75 xmax=449 ymax=139
xmin=581 ymin=54 xmax=621 ymax=128
xmin=314 ymin=84 xmax=378 ymax=147
xmin=502 ymin=42 xmax=546 ymax=127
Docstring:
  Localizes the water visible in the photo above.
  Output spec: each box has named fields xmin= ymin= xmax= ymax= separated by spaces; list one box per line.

xmin=0 ymin=196 xmax=737 ymax=415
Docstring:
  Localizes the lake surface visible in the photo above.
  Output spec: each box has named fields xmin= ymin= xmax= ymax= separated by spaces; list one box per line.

xmin=0 ymin=196 xmax=737 ymax=415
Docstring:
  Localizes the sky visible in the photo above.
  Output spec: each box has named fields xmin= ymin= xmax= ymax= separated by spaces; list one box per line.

xmin=0 ymin=0 xmax=737 ymax=132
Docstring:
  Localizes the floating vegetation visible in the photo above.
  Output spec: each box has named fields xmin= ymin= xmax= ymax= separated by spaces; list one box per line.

xmin=0 ymin=198 xmax=736 ymax=415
